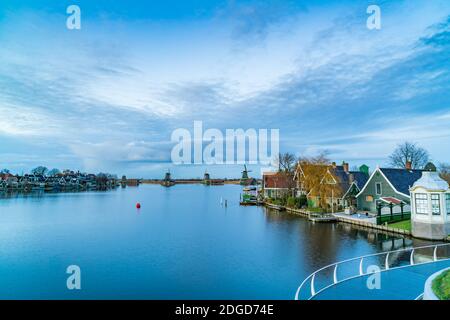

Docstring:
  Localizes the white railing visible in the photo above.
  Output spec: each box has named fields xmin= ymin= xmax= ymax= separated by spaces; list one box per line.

xmin=295 ymin=243 xmax=450 ymax=300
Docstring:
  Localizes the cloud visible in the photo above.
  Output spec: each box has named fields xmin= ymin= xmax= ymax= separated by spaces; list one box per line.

xmin=1 ymin=2 xmax=450 ymax=176
xmin=69 ymin=140 xmax=173 ymax=168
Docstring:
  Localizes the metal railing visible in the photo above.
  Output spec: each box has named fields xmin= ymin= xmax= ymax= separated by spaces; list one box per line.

xmin=295 ymin=243 xmax=450 ymax=300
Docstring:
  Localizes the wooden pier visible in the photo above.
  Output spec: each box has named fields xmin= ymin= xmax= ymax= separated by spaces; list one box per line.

xmin=307 ymin=212 xmax=337 ymax=222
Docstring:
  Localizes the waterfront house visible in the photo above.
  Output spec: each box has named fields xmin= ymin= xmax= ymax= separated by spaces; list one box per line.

xmin=262 ymin=171 xmax=295 ymax=199
xmin=0 ymin=170 xmax=118 ymax=193
xmin=323 ymin=162 xmax=370 ymax=213
xmin=294 ymin=161 xmax=369 ymax=212
xmin=356 ymin=161 xmax=423 ymax=217
xmin=294 ymin=161 xmax=328 ymax=203
xmin=2 ymin=174 xmax=19 ymax=190
xmin=410 ymin=164 xmax=450 ymax=240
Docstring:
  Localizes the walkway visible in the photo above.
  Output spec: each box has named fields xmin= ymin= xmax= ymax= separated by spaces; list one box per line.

xmin=311 ymin=259 xmax=450 ymax=300
xmin=333 ymin=212 xmax=377 ymax=224
xmin=295 ymin=243 xmax=450 ymax=300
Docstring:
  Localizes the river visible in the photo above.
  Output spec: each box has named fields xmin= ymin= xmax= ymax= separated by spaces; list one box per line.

xmin=0 ymin=184 xmax=430 ymax=299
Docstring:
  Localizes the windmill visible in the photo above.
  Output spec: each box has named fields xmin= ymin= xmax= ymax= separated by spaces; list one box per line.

xmin=164 ymin=169 xmax=171 ymax=181
xmin=240 ymin=165 xmax=255 ymax=185
xmin=241 ymin=165 xmax=251 ymax=180
xmin=203 ymin=170 xmax=211 ymax=185
xmin=161 ymin=169 xmax=175 ymax=187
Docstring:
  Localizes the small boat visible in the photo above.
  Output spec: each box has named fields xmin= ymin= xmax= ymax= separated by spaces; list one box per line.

xmin=240 ymin=186 xmax=259 ymax=205
xmin=308 ymin=212 xmax=337 ymax=223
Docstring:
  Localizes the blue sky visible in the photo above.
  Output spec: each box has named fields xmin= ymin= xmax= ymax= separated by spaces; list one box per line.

xmin=1 ymin=0 xmax=450 ymax=178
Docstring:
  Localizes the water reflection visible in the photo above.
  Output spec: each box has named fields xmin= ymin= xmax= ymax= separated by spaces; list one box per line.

xmin=263 ymin=207 xmax=432 ymax=271
xmin=0 ymin=185 xmax=438 ymax=299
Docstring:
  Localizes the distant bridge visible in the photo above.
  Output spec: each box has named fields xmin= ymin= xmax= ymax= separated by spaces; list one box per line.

xmin=295 ymin=243 xmax=450 ymax=300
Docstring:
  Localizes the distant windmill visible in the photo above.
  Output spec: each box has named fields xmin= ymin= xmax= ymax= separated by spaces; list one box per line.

xmin=203 ymin=170 xmax=211 ymax=185
xmin=164 ymin=169 xmax=171 ymax=181
xmin=241 ymin=165 xmax=251 ymax=180
xmin=240 ymin=165 xmax=256 ymax=185
xmin=161 ymin=169 xmax=175 ymax=187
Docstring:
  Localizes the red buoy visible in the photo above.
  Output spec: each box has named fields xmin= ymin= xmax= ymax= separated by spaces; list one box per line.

xmin=136 ymin=203 xmax=141 ymax=209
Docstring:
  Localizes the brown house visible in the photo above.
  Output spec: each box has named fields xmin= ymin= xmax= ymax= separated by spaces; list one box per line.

xmin=294 ymin=161 xmax=369 ymax=211
xmin=262 ymin=171 xmax=295 ymax=199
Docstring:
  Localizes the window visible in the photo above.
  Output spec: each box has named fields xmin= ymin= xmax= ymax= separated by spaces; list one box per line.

xmin=446 ymin=194 xmax=450 ymax=215
xmin=415 ymin=193 xmax=428 ymax=215
xmin=431 ymin=194 xmax=440 ymax=215
xmin=375 ymin=183 xmax=382 ymax=195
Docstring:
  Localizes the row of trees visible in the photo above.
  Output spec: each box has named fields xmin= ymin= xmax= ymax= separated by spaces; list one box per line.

xmin=0 ymin=166 xmax=58 ymax=176
xmin=1 ymin=166 xmax=118 ymax=179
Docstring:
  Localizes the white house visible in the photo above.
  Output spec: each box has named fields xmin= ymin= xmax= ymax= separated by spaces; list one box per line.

xmin=410 ymin=168 xmax=450 ymax=240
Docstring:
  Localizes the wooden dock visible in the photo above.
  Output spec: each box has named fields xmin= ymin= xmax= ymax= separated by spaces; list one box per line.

xmin=265 ymin=203 xmax=286 ymax=211
xmin=308 ymin=213 xmax=337 ymax=222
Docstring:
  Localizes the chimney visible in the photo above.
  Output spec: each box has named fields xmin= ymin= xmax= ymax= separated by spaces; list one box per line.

xmin=349 ymin=173 xmax=354 ymax=183
xmin=343 ymin=162 xmax=349 ymax=173
xmin=405 ymin=161 xmax=412 ymax=170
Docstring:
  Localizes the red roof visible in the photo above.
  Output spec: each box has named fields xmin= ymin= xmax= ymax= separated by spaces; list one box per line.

xmin=263 ymin=172 xmax=293 ymax=189
xmin=380 ymin=197 xmax=403 ymax=205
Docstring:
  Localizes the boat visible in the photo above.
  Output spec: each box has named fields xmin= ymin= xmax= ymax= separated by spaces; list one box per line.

xmin=240 ymin=186 xmax=259 ymax=205
xmin=308 ymin=212 xmax=337 ymax=223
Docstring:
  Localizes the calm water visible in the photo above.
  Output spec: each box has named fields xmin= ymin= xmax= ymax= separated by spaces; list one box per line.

xmin=0 ymin=184 xmax=430 ymax=299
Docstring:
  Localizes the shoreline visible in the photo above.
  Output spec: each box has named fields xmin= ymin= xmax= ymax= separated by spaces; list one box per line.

xmin=141 ymin=179 xmax=244 ymax=185
xmin=263 ymin=202 xmax=450 ymax=242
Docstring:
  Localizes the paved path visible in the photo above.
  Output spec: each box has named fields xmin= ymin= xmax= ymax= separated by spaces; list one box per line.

xmin=311 ymin=259 xmax=450 ymax=300
xmin=333 ymin=212 xmax=377 ymax=224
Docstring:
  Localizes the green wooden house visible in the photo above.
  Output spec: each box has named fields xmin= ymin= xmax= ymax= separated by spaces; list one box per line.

xmin=356 ymin=164 xmax=423 ymax=222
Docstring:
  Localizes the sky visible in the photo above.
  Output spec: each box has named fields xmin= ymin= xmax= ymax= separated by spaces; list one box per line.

xmin=0 ymin=0 xmax=450 ymax=178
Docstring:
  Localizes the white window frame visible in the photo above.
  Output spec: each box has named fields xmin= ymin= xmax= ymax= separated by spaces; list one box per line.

xmin=446 ymin=193 xmax=450 ymax=215
xmin=431 ymin=194 xmax=441 ymax=216
xmin=375 ymin=182 xmax=382 ymax=195
xmin=415 ymin=193 xmax=428 ymax=215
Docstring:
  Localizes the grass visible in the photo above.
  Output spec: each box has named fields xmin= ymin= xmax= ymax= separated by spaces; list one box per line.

xmin=432 ymin=270 xmax=450 ymax=300
xmin=388 ymin=219 xmax=411 ymax=231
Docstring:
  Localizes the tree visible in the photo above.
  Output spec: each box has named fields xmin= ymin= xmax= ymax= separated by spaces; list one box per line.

xmin=276 ymin=152 xmax=296 ymax=172
xmin=47 ymin=168 xmax=61 ymax=176
xmin=388 ymin=142 xmax=429 ymax=169
xmin=31 ymin=166 xmax=48 ymax=176
xmin=0 ymin=168 xmax=10 ymax=174
xmin=296 ymin=152 xmax=331 ymax=209
xmin=439 ymin=163 xmax=450 ymax=185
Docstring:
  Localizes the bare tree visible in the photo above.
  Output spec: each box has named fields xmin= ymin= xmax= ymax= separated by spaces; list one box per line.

xmin=276 ymin=152 xmax=296 ymax=172
xmin=47 ymin=168 xmax=61 ymax=176
xmin=388 ymin=142 xmax=429 ymax=169
xmin=439 ymin=163 xmax=450 ymax=185
xmin=31 ymin=166 xmax=48 ymax=176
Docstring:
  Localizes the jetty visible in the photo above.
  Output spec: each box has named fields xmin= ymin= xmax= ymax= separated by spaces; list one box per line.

xmin=307 ymin=212 xmax=337 ymax=223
